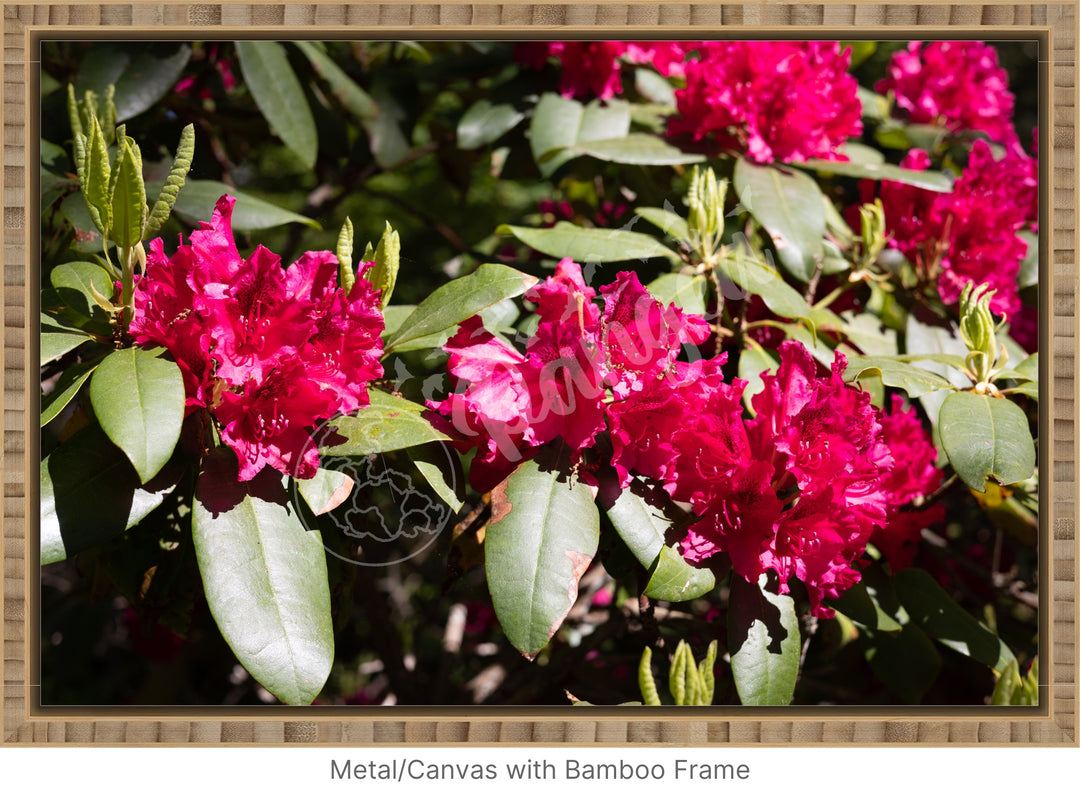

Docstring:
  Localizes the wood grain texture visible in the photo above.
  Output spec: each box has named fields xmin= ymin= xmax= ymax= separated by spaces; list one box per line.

xmin=1 ymin=1 xmax=1077 ymax=746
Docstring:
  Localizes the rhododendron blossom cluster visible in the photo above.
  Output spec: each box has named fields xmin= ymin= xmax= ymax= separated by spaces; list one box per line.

xmin=667 ymin=41 xmax=863 ymax=163
xmin=130 ymin=195 xmax=385 ymax=481
xmin=875 ymin=139 xmax=1035 ymax=319
xmin=432 ymin=263 xmax=944 ymax=616
xmin=876 ymin=40 xmax=1019 ymax=147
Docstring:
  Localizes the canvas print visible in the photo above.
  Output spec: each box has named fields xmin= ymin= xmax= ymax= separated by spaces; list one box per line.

xmin=38 ymin=39 xmax=1040 ymax=706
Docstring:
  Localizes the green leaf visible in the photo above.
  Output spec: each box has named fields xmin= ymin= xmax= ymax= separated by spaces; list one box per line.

xmin=634 ymin=68 xmax=677 ymax=106
xmin=50 ymin=261 xmax=115 ymax=323
xmin=144 ymin=123 xmax=195 ymax=240
xmin=75 ymin=44 xmax=192 ymax=122
xmin=384 ymin=263 xmax=538 ymax=352
xmin=41 ymin=357 xmax=102 ymax=426
xmin=294 ymin=41 xmax=378 ymax=124
xmin=843 ymin=353 xmax=955 ymax=397
xmin=109 ymin=135 xmax=147 ymax=248
xmin=720 ymin=251 xmax=824 ymax=334
xmin=368 ymin=222 xmax=400 ymax=308
xmin=367 ymin=82 xmax=412 ymax=169
xmin=59 ymin=192 xmax=105 ymax=253
xmin=193 ymin=448 xmax=334 ymax=705
xmin=567 ymin=134 xmax=706 ymax=166
xmin=599 ymin=480 xmax=714 ymax=602
xmin=829 ymin=581 xmax=902 ymax=632
xmin=171 ymin=180 xmax=320 ymax=231
xmin=294 ymin=468 xmax=354 ymax=516
xmin=485 ymin=457 xmax=600 ymax=659
xmin=635 ymin=206 xmax=691 ymax=245
xmin=1017 ymin=229 xmax=1038 ymax=290
xmin=41 ymin=423 xmax=176 ymax=565
xmin=235 ymin=41 xmax=318 ymax=170
xmin=498 ymin=222 xmax=679 ymax=264
xmin=646 ymin=272 xmax=707 ymax=316
xmin=737 ymin=342 xmax=779 ymax=414
xmin=792 ymin=156 xmax=954 ymax=192
xmin=408 ymin=443 xmax=465 ymax=514
xmin=319 ymin=389 xmax=450 ymax=456
xmin=733 ymin=158 xmax=825 ymax=284
xmin=40 ymin=324 xmax=92 ymax=366
xmin=864 ymin=624 xmax=942 ymax=704
xmin=894 ymin=568 xmax=1016 ymax=673
xmin=89 ymin=346 xmax=185 ymax=484
xmin=728 ymin=574 xmax=800 ymax=705
xmin=79 ymin=116 xmax=113 ymax=237
xmin=529 ymin=93 xmax=630 ymax=176
xmin=938 ymin=392 xmax=1036 ymax=491
xmin=457 ymin=99 xmax=525 ymax=149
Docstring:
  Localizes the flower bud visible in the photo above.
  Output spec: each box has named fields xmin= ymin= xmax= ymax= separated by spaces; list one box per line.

xmin=687 ymin=166 xmax=727 ymax=257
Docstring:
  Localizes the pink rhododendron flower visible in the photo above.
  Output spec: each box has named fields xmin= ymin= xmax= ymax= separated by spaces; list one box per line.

xmin=876 ymin=41 xmax=1019 ymax=147
xmin=131 ymin=195 xmax=385 ymax=481
xmin=431 ymin=258 xmax=710 ymax=490
xmin=872 ymin=403 xmax=944 ymax=569
xmin=516 ymin=41 xmax=629 ymax=99
xmin=667 ymin=41 xmax=862 ymax=163
xmin=875 ymin=140 xmax=1032 ymax=319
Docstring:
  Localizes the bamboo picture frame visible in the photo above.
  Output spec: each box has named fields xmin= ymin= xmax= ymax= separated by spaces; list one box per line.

xmin=2 ymin=0 xmax=1076 ymax=746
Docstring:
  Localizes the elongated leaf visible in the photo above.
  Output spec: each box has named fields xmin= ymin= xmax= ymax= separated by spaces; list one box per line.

xmin=498 ymin=222 xmax=679 ymax=264
xmin=457 ymin=99 xmax=525 ymax=149
xmin=728 ymin=574 xmax=800 ymax=705
xmin=738 ymin=342 xmax=779 ymax=414
xmin=792 ymin=157 xmax=953 ymax=192
xmin=236 ymin=41 xmax=318 ymax=170
xmin=569 ymin=134 xmax=706 ymax=166
xmin=938 ymin=392 xmax=1037 ymax=491
xmin=40 ymin=325 xmax=92 ymax=366
xmin=843 ymin=353 xmax=955 ymax=397
xmin=80 ymin=116 xmax=112 ymax=237
xmin=599 ymin=481 xmax=714 ymax=602
xmin=635 ymin=205 xmax=691 ymax=244
xmin=720 ymin=251 xmax=821 ymax=332
xmin=646 ymin=272 xmax=707 ymax=316
xmin=485 ymin=458 xmax=600 ymax=659
xmin=89 ymin=346 xmax=185 ymax=483
xmin=384 ymin=263 xmax=537 ymax=352
xmin=529 ymin=93 xmax=630 ymax=176
xmin=733 ymin=158 xmax=825 ymax=284
xmin=193 ymin=448 xmax=333 ymax=705
xmin=294 ymin=41 xmax=378 ymax=123
xmin=319 ymin=389 xmax=450 ymax=456
xmin=294 ymin=467 xmax=354 ymax=516
xmin=829 ymin=581 xmax=902 ymax=632
xmin=110 ymin=135 xmax=147 ymax=248
xmin=75 ymin=44 xmax=192 ymax=122
xmin=171 ymin=180 xmax=320 ymax=231
xmin=41 ymin=424 xmax=175 ymax=565
xmin=144 ymin=123 xmax=195 ymax=240
xmin=408 ymin=443 xmax=465 ymax=514
xmin=864 ymin=624 xmax=943 ymax=704
xmin=51 ymin=261 xmax=114 ymax=323
xmin=894 ymin=568 xmax=1016 ymax=673
xmin=41 ymin=357 xmax=101 ymax=426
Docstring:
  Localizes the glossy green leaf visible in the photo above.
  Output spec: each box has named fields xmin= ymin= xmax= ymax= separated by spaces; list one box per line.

xmin=41 ymin=423 xmax=175 ymax=565
xmin=50 ymin=261 xmax=115 ymax=323
xmin=384 ymin=263 xmax=537 ymax=352
xmin=485 ymin=457 xmax=600 ymax=659
xmin=635 ymin=205 xmax=691 ymax=245
xmin=319 ymin=389 xmax=450 ymax=456
xmin=733 ymin=158 xmax=825 ymax=284
xmin=829 ymin=581 xmax=902 ymax=632
xmin=843 ymin=353 xmax=955 ymax=397
xmin=408 ymin=443 xmax=465 ymax=514
xmin=599 ymin=481 xmax=714 ymax=602
xmin=41 ymin=357 xmax=101 ymax=426
xmin=457 ymin=99 xmax=525 ymax=149
xmin=109 ymin=135 xmax=147 ymax=248
xmin=367 ymin=82 xmax=412 ymax=168
xmin=144 ymin=123 xmax=195 ymax=240
xmin=294 ymin=468 xmax=354 ymax=516
xmin=568 ymin=134 xmax=706 ymax=166
xmin=646 ymin=272 xmax=707 ymax=316
xmin=40 ymin=324 xmax=92 ymax=366
xmin=634 ymin=68 xmax=677 ymax=106
xmin=171 ymin=180 xmax=320 ymax=231
xmin=236 ymin=41 xmax=318 ymax=170
xmin=75 ymin=44 xmax=191 ymax=122
xmin=938 ymin=392 xmax=1037 ymax=491
xmin=89 ymin=346 xmax=185 ymax=484
xmin=529 ymin=93 xmax=630 ymax=176
xmin=864 ymin=624 xmax=942 ymax=704
xmin=79 ymin=116 xmax=112 ymax=238
xmin=720 ymin=251 xmax=820 ymax=330
xmin=728 ymin=574 xmax=800 ymax=705
xmin=894 ymin=568 xmax=1016 ymax=673
xmin=193 ymin=448 xmax=333 ymax=705
xmin=737 ymin=342 xmax=779 ymax=414
xmin=294 ymin=41 xmax=378 ymax=124
xmin=498 ymin=222 xmax=678 ymax=264
xmin=59 ymin=191 xmax=105 ymax=253
xmin=1017 ymin=229 xmax=1039 ymax=290
xmin=792 ymin=156 xmax=953 ymax=192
